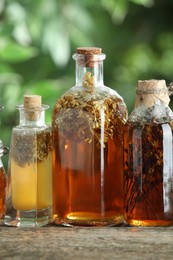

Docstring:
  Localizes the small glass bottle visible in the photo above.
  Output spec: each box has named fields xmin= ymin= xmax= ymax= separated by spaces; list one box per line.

xmin=124 ymin=79 xmax=173 ymax=226
xmin=52 ymin=47 xmax=128 ymax=226
xmin=0 ymin=140 xmax=7 ymax=224
xmin=5 ymin=95 xmax=52 ymax=227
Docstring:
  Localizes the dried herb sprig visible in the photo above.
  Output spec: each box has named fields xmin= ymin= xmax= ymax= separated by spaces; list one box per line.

xmin=82 ymin=72 xmax=95 ymax=89
xmin=53 ymin=88 xmax=126 ymax=147
xmin=11 ymin=128 xmax=52 ymax=167
xmin=124 ymin=123 xmax=169 ymax=219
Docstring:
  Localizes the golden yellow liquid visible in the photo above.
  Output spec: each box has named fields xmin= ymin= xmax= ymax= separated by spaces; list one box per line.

xmin=11 ymin=153 xmax=52 ymax=211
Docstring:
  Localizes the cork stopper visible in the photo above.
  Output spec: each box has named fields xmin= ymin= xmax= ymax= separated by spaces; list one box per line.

xmin=76 ymin=47 xmax=102 ymax=55
xmin=24 ymin=95 xmax=41 ymax=108
xmin=135 ymin=79 xmax=170 ymax=108
xmin=76 ymin=47 xmax=102 ymax=67
xmin=24 ymin=95 xmax=42 ymax=120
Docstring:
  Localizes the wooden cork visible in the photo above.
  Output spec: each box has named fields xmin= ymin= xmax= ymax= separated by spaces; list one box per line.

xmin=24 ymin=95 xmax=42 ymax=120
xmin=77 ymin=47 xmax=102 ymax=55
xmin=24 ymin=95 xmax=41 ymax=108
xmin=76 ymin=47 xmax=102 ymax=67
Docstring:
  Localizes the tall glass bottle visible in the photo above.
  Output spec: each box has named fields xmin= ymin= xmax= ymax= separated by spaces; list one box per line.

xmin=124 ymin=79 xmax=173 ymax=226
xmin=5 ymin=95 xmax=52 ymax=227
xmin=52 ymin=47 xmax=128 ymax=226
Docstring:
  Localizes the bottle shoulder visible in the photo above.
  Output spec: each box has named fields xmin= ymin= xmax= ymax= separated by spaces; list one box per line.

xmin=52 ymin=87 xmax=128 ymax=144
xmin=12 ymin=125 xmax=51 ymax=133
xmin=53 ymin=85 xmax=127 ymax=109
xmin=128 ymin=102 xmax=173 ymax=125
xmin=53 ymin=85 xmax=128 ymax=120
xmin=64 ymin=84 xmax=124 ymax=100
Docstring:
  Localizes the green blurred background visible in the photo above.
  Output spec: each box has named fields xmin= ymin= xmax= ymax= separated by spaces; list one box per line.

xmin=0 ymin=0 xmax=173 ymax=169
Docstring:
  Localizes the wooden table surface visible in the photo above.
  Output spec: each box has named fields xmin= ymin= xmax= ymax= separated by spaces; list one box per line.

xmin=0 ymin=224 xmax=173 ymax=259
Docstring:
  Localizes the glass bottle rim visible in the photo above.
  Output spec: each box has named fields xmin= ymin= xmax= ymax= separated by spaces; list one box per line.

xmin=16 ymin=104 xmax=49 ymax=111
xmin=0 ymin=139 xmax=4 ymax=157
xmin=72 ymin=53 xmax=106 ymax=61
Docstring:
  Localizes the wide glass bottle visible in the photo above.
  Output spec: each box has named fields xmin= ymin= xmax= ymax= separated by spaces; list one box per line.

xmin=5 ymin=95 xmax=52 ymax=227
xmin=124 ymin=79 xmax=173 ymax=226
xmin=52 ymin=47 xmax=128 ymax=226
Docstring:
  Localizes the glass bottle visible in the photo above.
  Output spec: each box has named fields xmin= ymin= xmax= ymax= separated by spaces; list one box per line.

xmin=0 ymin=139 xmax=7 ymax=224
xmin=5 ymin=95 xmax=52 ymax=227
xmin=52 ymin=47 xmax=128 ymax=226
xmin=124 ymin=79 xmax=173 ymax=226
xmin=0 ymin=106 xmax=8 ymax=225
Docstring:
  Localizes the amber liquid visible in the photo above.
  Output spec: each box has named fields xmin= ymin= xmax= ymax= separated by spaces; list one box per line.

xmin=53 ymin=130 xmax=124 ymax=226
xmin=124 ymin=123 xmax=173 ymax=226
xmin=0 ymin=166 xmax=6 ymax=220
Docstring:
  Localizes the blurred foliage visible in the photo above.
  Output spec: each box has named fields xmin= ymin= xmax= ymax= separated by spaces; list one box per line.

xmin=1 ymin=0 xmax=173 ymax=169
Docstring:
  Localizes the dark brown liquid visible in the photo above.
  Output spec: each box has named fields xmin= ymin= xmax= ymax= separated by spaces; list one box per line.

xmin=52 ymin=130 xmax=124 ymax=226
xmin=124 ymin=123 xmax=173 ymax=226
xmin=0 ymin=166 xmax=6 ymax=219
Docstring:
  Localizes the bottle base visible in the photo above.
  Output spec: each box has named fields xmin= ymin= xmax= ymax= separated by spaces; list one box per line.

xmin=0 ymin=218 xmax=4 ymax=226
xmin=54 ymin=212 xmax=125 ymax=227
xmin=4 ymin=207 xmax=52 ymax=227
xmin=127 ymin=219 xmax=173 ymax=227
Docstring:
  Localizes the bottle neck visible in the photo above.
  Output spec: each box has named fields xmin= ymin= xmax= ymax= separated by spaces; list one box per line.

xmin=17 ymin=105 xmax=48 ymax=127
xmin=135 ymin=80 xmax=170 ymax=108
xmin=73 ymin=53 xmax=105 ymax=88
xmin=128 ymin=80 xmax=172 ymax=124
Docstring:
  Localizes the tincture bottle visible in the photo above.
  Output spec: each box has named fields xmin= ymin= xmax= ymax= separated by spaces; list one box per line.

xmin=0 ymin=106 xmax=8 ymax=225
xmin=0 ymin=139 xmax=7 ymax=224
xmin=5 ymin=95 xmax=52 ymax=227
xmin=124 ymin=79 xmax=173 ymax=226
xmin=52 ymin=47 xmax=128 ymax=226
